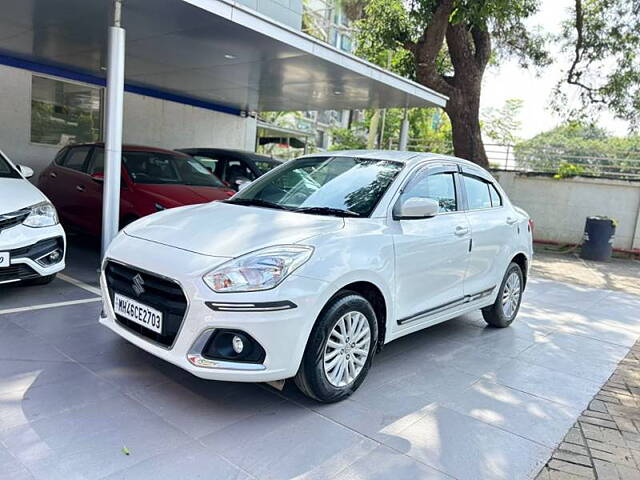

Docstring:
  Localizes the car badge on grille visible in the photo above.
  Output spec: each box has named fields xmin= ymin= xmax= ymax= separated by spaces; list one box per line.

xmin=132 ymin=273 xmax=145 ymax=297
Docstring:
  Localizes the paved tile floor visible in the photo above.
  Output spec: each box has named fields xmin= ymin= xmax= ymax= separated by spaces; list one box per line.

xmin=1 ymin=245 xmax=640 ymax=479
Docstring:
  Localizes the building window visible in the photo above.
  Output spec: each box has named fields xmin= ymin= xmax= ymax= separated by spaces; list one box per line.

xmin=31 ymin=75 xmax=103 ymax=145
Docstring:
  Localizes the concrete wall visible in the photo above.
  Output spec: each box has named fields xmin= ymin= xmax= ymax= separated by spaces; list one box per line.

xmin=493 ymin=171 xmax=640 ymax=251
xmin=0 ymin=65 xmax=256 ymax=177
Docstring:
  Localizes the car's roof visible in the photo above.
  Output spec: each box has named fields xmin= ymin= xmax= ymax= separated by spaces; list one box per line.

xmin=302 ymin=150 xmax=483 ymax=170
xmin=178 ymin=148 xmax=279 ymax=163
xmin=65 ymin=143 xmax=189 ymax=157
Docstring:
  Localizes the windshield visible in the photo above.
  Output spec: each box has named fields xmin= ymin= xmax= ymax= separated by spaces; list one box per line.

xmin=0 ymin=153 xmax=20 ymax=179
xmin=228 ymin=156 xmax=403 ymax=217
xmin=123 ymin=152 xmax=225 ymax=187
xmin=253 ymin=159 xmax=280 ymax=174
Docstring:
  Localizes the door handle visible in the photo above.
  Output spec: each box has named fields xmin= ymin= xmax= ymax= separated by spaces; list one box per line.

xmin=454 ymin=225 xmax=469 ymax=236
xmin=49 ymin=172 xmax=57 ymax=178
xmin=506 ymin=217 xmax=518 ymax=225
xmin=76 ymin=185 xmax=86 ymax=192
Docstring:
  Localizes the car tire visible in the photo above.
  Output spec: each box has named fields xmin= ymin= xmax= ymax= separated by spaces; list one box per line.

xmin=23 ymin=274 xmax=57 ymax=286
xmin=482 ymin=262 xmax=523 ymax=328
xmin=294 ymin=292 xmax=378 ymax=403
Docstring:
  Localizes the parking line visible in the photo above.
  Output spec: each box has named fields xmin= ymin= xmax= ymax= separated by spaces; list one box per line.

xmin=58 ymin=273 xmax=102 ymax=296
xmin=0 ymin=297 xmax=102 ymax=316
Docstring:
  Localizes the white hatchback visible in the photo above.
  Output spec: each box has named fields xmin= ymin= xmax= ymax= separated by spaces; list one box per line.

xmin=0 ymin=150 xmax=66 ymax=287
xmin=100 ymin=151 xmax=532 ymax=402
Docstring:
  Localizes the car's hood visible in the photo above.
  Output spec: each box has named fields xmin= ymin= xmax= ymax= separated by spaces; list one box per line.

xmin=124 ymin=201 xmax=345 ymax=257
xmin=0 ymin=177 xmax=47 ymax=214
xmin=133 ymin=184 xmax=235 ymax=207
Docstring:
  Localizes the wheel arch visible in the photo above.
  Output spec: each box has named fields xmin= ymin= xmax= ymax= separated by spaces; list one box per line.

xmin=510 ymin=252 xmax=529 ymax=288
xmin=318 ymin=277 xmax=390 ymax=351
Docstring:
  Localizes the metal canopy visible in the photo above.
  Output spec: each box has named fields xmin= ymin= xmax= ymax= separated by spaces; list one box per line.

xmin=0 ymin=0 xmax=447 ymax=113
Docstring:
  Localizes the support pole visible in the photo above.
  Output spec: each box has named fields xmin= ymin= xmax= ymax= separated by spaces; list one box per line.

xmin=399 ymin=108 xmax=409 ymax=150
xmin=101 ymin=0 xmax=125 ymax=259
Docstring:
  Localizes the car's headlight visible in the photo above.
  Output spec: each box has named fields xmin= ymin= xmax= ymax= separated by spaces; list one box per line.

xmin=23 ymin=202 xmax=58 ymax=228
xmin=203 ymin=245 xmax=314 ymax=293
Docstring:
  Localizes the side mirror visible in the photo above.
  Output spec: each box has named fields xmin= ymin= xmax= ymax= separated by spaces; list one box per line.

xmin=18 ymin=165 xmax=34 ymax=179
xmin=393 ymin=197 xmax=440 ymax=220
xmin=90 ymin=172 xmax=104 ymax=183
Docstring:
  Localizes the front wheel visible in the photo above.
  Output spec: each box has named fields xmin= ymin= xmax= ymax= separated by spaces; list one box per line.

xmin=294 ymin=292 xmax=378 ymax=403
xmin=482 ymin=262 xmax=523 ymax=328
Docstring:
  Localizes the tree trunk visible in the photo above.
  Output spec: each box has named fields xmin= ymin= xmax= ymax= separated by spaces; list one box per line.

xmin=446 ymin=90 xmax=488 ymax=167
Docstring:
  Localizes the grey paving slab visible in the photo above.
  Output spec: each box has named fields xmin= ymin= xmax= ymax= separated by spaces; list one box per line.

xmin=483 ymin=359 xmax=603 ymax=409
xmin=127 ymin=379 xmax=283 ymax=439
xmin=517 ymin=341 xmax=622 ymax=384
xmin=0 ymin=445 xmax=34 ymax=480
xmin=7 ymin=302 xmax=102 ymax=339
xmin=0 ymin=278 xmax=96 ymax=311
xmin=441 ymin=380 xmax=581 ymax=448
xmin=387 ymin=404 xmax=552 ymax=480
xmin=0 ymin=359 xmax=86 ymax=396
xmin=0 ymin=394 xmax=192 ymax=480
xmin=0 ymin=322 xmax=68 ymax=363
xmin=331 ymin=445 xmax=453 ymax=480
xmin=103 ymin=442 xmax=251 ymax=480
xmin=0 ymin=368 xmax=119 ymax=431
xmin=200 ymin=401 xmax=378 ymax=480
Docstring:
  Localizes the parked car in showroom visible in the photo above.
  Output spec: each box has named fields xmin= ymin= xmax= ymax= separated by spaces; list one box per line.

xmin=38 ymin=144 xmax=235 ymax=236
xmin=177 ymin=148 xmax=281 ymax=190
xmin=0 ymin=150 xmax=66 ymax=286
xmin=99 ymin=151 xmax=532 ymax=402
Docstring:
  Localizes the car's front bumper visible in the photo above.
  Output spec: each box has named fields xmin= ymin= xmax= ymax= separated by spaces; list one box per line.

xmin=99 ymin=234 xmax=330 ymax=382
xmin=0 ymin=223 xmax=66 ymax=284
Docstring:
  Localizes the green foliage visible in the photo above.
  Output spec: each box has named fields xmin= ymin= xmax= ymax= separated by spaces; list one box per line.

xmin=556 ymin=0 xmax=640 ymax=129
xmin=553 ymin=162 xmax=584 ymax=179
xmin=515 ymin=121 xmax=640 ymax=177
xmin=481 ymin=98 xmax=523 ymax=144
xmin=329 ymin=125 xmax=367 ymax=150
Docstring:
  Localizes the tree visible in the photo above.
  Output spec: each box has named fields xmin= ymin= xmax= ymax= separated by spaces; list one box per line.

xmin=353 ymin=0 xmax=549 ymax=166
xmin=514 ymin=121 xmax=640 ymax=177
xmin=556 ymin=0 xmax=640 ymax=129
xmin=481 ymin=98 xmax=523 ymax=145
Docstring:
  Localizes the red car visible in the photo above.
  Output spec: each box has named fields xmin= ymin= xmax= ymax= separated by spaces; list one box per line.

xmin=38 ymin=144 xmax=235 ymax=236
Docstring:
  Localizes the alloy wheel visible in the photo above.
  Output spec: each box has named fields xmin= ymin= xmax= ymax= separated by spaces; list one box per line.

xmin=323 ymin=311 xmax=371 ymax=387
xmin=502 ymin=271 xmax=521 ymax=319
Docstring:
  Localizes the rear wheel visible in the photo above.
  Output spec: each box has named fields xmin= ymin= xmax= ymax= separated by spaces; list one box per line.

xmin=482 ymin=262 xmax=523 ymax=328
xmin=294 ymin=292 xmax=378 ymax=402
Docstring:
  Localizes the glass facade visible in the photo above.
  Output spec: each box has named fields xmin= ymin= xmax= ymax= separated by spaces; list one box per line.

xmin=31 ymin=76 xmax=103 ymax=146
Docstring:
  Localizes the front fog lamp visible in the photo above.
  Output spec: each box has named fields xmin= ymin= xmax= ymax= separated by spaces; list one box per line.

xmin=203 ymin=245 xmax=313 ymax=293
xmin=23 ymin=202 xmax=58 ymax=228
xmin=232 ymin=335 xmax=244 ymax=354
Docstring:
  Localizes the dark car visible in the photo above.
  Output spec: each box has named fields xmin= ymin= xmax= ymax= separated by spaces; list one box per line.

xmin=38 ymin=144 xmax=235 ymax=236
xmin=177 ymin=148 xmax=281 ymax=190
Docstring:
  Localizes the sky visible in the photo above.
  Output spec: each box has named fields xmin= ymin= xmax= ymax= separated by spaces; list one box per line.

xmin=480 ymin=0 xmax=629 ymax=141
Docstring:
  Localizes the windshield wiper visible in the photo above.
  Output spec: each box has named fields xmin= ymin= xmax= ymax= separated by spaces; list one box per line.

xmin=224 ymin=198 xmax=291 ymax=211
xmin=294 ymin=206 xmax=361 ymax=218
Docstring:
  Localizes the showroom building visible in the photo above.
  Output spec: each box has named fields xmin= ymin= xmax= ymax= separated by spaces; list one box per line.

xmin=0 ymin=0 xmax=446 ymax=178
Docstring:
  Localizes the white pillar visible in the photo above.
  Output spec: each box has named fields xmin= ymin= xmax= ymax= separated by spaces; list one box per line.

xmin=398 ymin=108 xmax=409 ymax=150
xmin=101 ymin=0 xmax=125 ymax=259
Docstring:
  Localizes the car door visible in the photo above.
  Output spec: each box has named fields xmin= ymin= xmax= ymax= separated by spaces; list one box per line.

xmin=392 ymin=164 xmax=471 ymax=327
xmin=50 ymin=145 xmax=92 ymax=228
xmin=81 ymin=146 xmax=106 ymax=236
xmin=460 ymin=167 xmax=514 ymax=298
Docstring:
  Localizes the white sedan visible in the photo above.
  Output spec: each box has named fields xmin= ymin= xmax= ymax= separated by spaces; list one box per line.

xmin=0 ymin=150 xmax=66 ymax=287
xmin=100 ymin=151 xmax=532 ymax=402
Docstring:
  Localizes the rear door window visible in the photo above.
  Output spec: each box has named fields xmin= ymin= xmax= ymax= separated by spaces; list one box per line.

xmin=62 ymin=146 xmax=91 ymax=172
xmin=463 ymin=175 xmax=492 ymax=210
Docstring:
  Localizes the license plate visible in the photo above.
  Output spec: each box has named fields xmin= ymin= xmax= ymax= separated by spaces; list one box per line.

xmin=113 ymin=293 xmax=163 ymax=334
xmin=0 ymin=252 xmax=9 ymax=268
